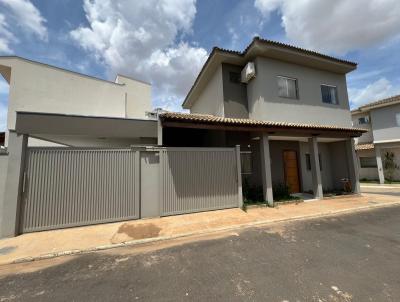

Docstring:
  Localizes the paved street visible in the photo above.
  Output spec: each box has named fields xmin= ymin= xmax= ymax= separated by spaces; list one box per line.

xmin=1 ymin=204 xmax=400 ymax=301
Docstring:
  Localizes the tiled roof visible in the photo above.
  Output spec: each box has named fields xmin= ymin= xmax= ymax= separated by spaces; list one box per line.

xmin=159 ymin=112 xmax=367 ymax=134
xmin=357 ymin=94 xmax=400 ymax=111
xmin=355 ymin=143 xmax=374 ymax=151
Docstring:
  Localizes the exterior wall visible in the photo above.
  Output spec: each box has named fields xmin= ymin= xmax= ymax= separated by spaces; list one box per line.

xmin=329 ymin=141 xmax=350 ymax=189
xmin=0 ymin=58 xmax=152 ymax=134
xmin=370 ymin=103 xmax=400 ymax=143
xmin=299 ymin=142 xmax=334 ymax=192
xmin=0 ymin=153 xmax=8 ymax=230
xmin=191 ymin=65 xmax=224 ymax=116
xmin=247 ymin=57 xmax=352 ymax=127
xmin=352 ymin=112 xmax=373 ymax=144
xmin=357 ymin=149 xmax=379 ymax=181
xmin=221 ymin=64 xmax=248 ymax=118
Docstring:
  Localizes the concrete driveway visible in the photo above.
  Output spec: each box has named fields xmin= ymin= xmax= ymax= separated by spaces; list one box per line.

xmin=1 ymin=204 xmax=400 ymax=301
xmin=361 ymin=183 xmax=400 ymax=197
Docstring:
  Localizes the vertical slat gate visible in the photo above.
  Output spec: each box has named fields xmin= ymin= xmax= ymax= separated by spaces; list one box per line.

xmin=160 ymin=148 xmax=239 ymax=216
xmin=21 ymin=148 xmax=139 ymax=233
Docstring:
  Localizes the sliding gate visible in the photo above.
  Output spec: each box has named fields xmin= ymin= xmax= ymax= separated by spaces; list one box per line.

xmin=20 ymin=147 xmax=241 ymax=233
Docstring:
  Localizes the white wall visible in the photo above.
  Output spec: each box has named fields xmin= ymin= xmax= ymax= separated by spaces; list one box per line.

xmin=0 ymin=57 xmax=152 ymax=134
xmin=247 ymin=57 xmax=352 ymax=127
xmin=191 ymin=65 xmax=224 ymax=116
xmin=371 ymin=104 xmax=400 ymax=143
xmin=351 ymin=112 xmax=373 ymax=144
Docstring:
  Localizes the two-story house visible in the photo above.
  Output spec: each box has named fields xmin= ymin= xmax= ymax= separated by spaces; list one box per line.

xmin=352 ymin=95 xmax=400 ymax=183
xmin=158 ymin=37 xmax=365 ymax=203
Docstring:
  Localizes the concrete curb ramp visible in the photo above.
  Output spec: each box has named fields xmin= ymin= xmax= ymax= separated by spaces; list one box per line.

xmin=10 ymin=200 xmax=400 ymax=265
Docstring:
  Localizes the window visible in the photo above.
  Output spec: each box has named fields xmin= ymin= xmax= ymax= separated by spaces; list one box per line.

xmin=321 ymin=85 xmax=338 ymax=104
xmin=358 ymin=116 xmax=370 ymax=125
xmin=396 ymin=113 xmax=400 ymax=126
xmin=360 ymin=157 xmax=377 ymax=168
xmin=229 ymin=72 xmax=241 ymax=83
xmin=277 ymin=76 xmax=298 ymax=99
xmin=240 ymin=151 xmax=252 ymax=174
xmin=305 ymin=154 xmax=322 ymax=171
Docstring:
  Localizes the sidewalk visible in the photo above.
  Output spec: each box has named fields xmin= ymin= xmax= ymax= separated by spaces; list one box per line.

xmin=0 ymin=193 xmax=399 ymax=265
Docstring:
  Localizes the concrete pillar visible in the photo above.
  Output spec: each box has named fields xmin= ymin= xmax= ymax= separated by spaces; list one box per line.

xmin=157 ymin=118 xmax=163 ymax=146
xmin=0 ymin=132 xmax=28 ymax=238
xmin=375 ymin=146 xmax=385 ymax=184
xmin=260 ymin=134 xmax=274 ymax=206
xmin=308 ymin=137 xmax=323 ymax=199
xmin=235 ymin=145 xmax=243 ymax=208
xmin=346 ymin=138 xmax=361 ymax=194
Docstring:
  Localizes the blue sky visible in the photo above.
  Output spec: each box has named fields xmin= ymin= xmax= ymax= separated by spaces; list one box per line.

xmin=1 ymin=0 xmax=400 ymax=130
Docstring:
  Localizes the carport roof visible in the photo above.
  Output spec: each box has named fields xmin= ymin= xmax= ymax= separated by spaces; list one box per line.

xmin=159 ymin=112 xmax=367 ymax=137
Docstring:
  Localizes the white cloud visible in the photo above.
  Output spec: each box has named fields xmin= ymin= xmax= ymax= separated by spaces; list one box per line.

xmin=349 ymin=78 xmax=400 ymax=108
xmin=0 ymin=0 xmax=47 ymax=53
xmin=0 ymin=0 xmax=47 ymax=40
xmin=70 ymin=0 xmax=208 ymax=109
xmin=254 ymin=0 xmax=400 ymax=54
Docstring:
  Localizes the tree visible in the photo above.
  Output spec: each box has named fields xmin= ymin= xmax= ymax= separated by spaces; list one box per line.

xmin=383 ymin=151 xmax=399 ymax=182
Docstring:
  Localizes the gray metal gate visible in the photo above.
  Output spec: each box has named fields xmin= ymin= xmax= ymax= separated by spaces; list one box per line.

xmin=159 ymin=147 xmax=241 ymax=216
xmin=21 ymin=148 xmax=139 ymax=232
xmin=20 ymin=146 xmax=242 ymax=233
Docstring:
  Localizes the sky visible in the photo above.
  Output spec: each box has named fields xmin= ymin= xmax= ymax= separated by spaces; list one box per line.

xmin=0 ymin=0 xmax=400 ymax=131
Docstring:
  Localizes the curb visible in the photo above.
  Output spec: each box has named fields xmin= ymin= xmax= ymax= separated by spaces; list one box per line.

xmin=8 ymin=201 xmax=400 ymax=265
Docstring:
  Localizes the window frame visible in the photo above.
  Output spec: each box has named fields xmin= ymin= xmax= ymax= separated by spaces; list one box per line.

xmin=320 ymin=84 xmax=339 ymax=105
xmin=396 ymin=112 xmax=400 ymax=127
xmin=305 ymin=153 xmax=322 ymax=171
xmin=358 ymin=116 xmax=370 ymax=125
xmin=277 ymin=75 xmax=299 ymax=99
xmin=359 ymin=157 xmax=378 ymax=168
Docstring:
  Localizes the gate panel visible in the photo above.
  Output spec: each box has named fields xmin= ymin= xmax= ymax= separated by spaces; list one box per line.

xmin=160 ymin=148 xmax=239 ymax=216
xmin=21 ymin=148 xmax=139 ymax=232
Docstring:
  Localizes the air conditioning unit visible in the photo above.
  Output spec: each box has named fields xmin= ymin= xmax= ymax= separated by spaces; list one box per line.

xmin=241 ymin=62 xmax=256 ymax=83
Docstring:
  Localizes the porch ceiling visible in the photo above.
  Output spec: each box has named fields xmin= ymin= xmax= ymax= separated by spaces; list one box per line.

xmin=159 ymin=112 xmax=367 ymax=138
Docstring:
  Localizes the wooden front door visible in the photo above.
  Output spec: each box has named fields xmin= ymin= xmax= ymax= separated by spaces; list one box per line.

xmin=283 ymin=150 xmax=300 ymax=193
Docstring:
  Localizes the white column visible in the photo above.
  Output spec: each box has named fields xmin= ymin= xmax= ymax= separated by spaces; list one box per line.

xmin=308 ymin=137 xmax=323 ymax=199
xmin=260 ymin=134 xmax=274 ymax=206
xmin=235 ymin=145 xmax=243 ymax=208
xmin=375 ymin=146 xmax=385 ymax=184
xmin=346 ymin=138 xmax=360 ymax=194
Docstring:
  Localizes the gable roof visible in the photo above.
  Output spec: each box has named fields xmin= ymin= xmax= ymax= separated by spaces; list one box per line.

xmin=351 ymin=95 xmax=400 ymax=114
xmin=183 ymin=36 xmax=357 ymax=109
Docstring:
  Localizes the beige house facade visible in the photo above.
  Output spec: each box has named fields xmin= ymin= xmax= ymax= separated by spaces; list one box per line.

xmin=352 ymin=95 xmax=400 ymax=183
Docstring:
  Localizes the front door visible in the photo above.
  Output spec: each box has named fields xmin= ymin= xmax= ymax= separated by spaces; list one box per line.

xmin=283 ymin=150 xmax=300 ymax=193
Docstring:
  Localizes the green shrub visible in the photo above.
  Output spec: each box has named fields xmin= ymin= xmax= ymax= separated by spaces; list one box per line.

xmin=243 ymin=178 xmax=264 ymax=203
xmin=272 ymin=182 xmax=291 ymax=201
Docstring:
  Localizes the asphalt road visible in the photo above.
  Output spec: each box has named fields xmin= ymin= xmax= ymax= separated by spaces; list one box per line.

xmin=1 ymin=205 xmax=400 ymax=302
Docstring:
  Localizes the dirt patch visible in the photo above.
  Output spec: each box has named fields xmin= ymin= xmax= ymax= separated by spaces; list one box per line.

xmin=116 ymin=223 xmax=162 ymax=240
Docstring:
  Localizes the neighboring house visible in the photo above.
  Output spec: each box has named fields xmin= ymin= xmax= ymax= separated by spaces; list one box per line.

xmin=159 ymin=37 xmax=364 ymax=202
xmin=352 ymin=95 xmax=400 ymax=183
xmin=0 ymin=56 xmax=156 ymax=147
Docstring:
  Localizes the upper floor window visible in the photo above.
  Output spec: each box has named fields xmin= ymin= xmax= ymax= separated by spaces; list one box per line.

xmin=396 ymin=113 xmax=400 ymax=126
xmin=321 ymin=84 xmax=338 ymax=104
xmin=277 ymin=76 xmax=298 ymax=99
xmin=358 ymin=116 xmax=370 ymax=125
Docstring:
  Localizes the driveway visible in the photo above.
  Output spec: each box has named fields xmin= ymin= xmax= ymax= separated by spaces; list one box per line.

xmin=1 ymin=205 xmax=400 ymax=301
xmin=361 ymin=183 xmax=400 ymax=197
